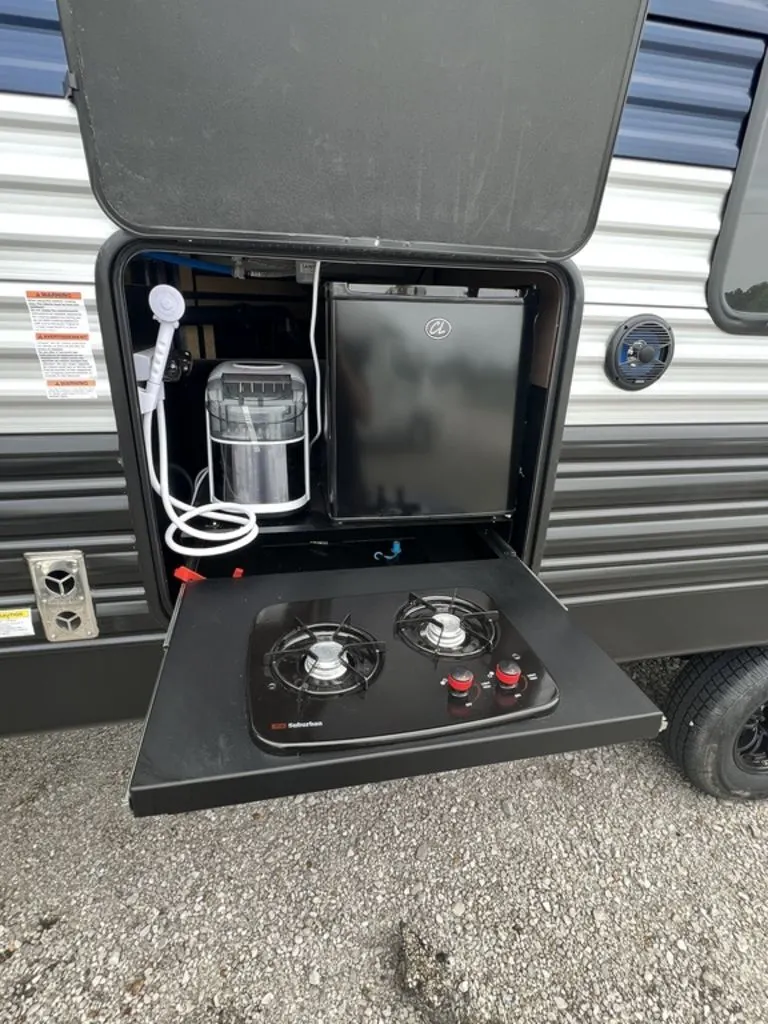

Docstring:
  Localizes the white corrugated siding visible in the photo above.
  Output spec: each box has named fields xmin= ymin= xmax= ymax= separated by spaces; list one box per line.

xmin=0 ymin=92 xmax=114 ymax=432
xmin=572 ymin=158 xmax=768 ymax=425
xmin=1 ymin=97 xmax=766 ymax=432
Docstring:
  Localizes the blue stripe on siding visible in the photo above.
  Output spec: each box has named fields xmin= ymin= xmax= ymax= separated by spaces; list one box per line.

xmin=651 ymin=0 xmax=768 ymax=36
xmin=0 ymin=4 xmax=766 ymax=155
xmin=0 ymin=0 xmax=65 ymax=97
xmin=0 ymin=1 xmax=59 ymax=18
xmin=615 ymin=19 xmax=765 ymax=168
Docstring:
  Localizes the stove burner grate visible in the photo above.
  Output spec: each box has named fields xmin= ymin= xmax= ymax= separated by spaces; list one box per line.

xmin=264 ymin=614 xmax=384 ymax=697
xmin=394 ymin=592 xmax=499 ymax=659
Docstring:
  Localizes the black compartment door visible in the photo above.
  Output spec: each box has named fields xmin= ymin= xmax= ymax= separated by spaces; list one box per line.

xmin=130 ymin=556 xmax=662 ymax=816
xmin=59 ymin=0 xmax=646 ymax=260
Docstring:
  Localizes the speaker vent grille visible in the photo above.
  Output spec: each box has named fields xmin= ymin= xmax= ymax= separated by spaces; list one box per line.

xmin=605 ymin=315 xmax=674 ymax=391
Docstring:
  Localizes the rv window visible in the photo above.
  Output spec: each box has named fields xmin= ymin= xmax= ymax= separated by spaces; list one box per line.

xmin=709 ymin=60 xmax=768 ymax=334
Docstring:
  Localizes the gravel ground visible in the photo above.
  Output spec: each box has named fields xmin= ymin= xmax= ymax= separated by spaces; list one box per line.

xmin=1 ymin=658 xmax=766 ymax=1024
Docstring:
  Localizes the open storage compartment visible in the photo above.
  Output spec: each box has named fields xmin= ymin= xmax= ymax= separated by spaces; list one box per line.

xmin=116 ymin=252 xmax=565 ymax=600
xmin=97 ymin=246 xmax=662 ymax=816
xmin=59 ymin=0 xmax=660 ymax=815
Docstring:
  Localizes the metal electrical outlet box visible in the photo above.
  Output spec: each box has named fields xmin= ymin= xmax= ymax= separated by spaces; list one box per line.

xmin=25 ymin=550 xmax=99 ymax=643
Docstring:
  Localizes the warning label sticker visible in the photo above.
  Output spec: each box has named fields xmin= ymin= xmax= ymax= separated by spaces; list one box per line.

xmin=25 ymin=290 xmax=98 ymax=400
xmin=0 ymin=608 xmax=35 ymax=639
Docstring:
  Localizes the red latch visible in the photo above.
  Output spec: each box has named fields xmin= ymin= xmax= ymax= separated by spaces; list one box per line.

xmin=174 ymin=566 xmax=205 ymax=583
xmin=232 ymin=567 xmax=245 ymax=579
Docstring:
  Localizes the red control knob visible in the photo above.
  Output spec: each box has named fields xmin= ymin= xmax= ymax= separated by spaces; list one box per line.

xmin=495 ymin=660 xmax=522 ymax=687
xmin=447 ymin=668 xmax=474 ymax=695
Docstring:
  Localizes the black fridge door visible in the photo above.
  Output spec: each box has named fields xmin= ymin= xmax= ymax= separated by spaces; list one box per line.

xmin=59 ymin=0 xmax=646 ymax=260
xmin=129 ymin=553 xmax=662 ymax=816
xmin=327 ymin=287 xmax=527 ymax=521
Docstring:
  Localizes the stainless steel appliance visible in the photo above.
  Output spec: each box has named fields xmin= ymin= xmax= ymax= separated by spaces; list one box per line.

xmin=326 ymin=284 xmax=529 ymax=521
xmin=205 ymin=361 xmax=310 ymax=515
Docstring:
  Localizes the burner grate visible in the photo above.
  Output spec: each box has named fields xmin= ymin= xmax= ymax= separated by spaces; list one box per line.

xmin=394 ymin=592 xmax=499 ymax=659
xmin=264 ymin=614 xmax=384 ymax=697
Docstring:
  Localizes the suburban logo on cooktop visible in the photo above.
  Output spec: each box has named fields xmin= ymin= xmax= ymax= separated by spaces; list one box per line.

xmin=270 ymin=721 xmax=323 ymax=730
xmin=424 ymin=317 xmax=452 ymax=339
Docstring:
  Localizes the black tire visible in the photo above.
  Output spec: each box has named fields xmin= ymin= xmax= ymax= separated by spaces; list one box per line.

xmin=663 ymin=648 xmax=768 ymax=800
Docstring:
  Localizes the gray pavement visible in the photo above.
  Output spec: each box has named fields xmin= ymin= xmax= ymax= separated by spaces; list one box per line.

xmin=1 ymin=659 xmax=766 ymax=1024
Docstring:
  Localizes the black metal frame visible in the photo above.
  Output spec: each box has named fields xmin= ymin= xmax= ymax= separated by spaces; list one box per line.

xmin=264 ymin=615 xmax=385 ymax=696
xmin=393 ymin=592 xmax=499 ymax=659
xmin=708 ymin=52 xmax=768 ymax=335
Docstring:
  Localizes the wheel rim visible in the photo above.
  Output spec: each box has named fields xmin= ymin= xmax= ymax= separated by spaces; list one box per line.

xmin=734 ymin=702 xmax=768 ymax=773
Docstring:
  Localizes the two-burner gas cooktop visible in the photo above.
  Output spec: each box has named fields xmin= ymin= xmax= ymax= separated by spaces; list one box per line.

xmin=247 ymin=587 xmax=559 ymax=751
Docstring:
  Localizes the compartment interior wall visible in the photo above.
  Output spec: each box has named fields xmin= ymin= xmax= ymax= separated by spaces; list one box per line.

xmin=121 ymin=253 xmax=564 ymax=596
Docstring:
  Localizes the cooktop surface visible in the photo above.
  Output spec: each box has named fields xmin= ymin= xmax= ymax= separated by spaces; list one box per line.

xmin=247 ymin=587 xmax=559 ymax=751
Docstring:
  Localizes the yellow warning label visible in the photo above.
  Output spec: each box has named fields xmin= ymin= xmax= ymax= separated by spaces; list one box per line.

xmin=0 ymin=608 xmax=34 ymax=639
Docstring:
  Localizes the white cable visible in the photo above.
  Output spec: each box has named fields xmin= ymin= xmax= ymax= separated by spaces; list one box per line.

xmin=308 ymin=259 xmax=323 ymax=445
xmin=191 ymin=467 xmax=209 ymax=506
xmin=141 ymin=285 xmax=259 ymax=558
xmin=143 ymin=405 xmax=259 ymax=557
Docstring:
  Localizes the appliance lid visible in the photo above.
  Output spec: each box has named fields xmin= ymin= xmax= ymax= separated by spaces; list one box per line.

xmin=206 ymin=363 xmax=307 ymax=443
xmin=58 ymin=0 xmax=647 ymax=261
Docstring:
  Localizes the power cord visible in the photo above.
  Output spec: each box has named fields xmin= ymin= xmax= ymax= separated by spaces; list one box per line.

xmin=308 ymin=260 xmax=323 ymax=446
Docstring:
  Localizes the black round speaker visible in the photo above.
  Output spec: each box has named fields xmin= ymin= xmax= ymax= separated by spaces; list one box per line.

xmin=605 ymin=314 xmax=675 ymax=391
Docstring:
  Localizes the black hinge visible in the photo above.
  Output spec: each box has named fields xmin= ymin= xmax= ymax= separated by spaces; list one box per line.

xmin=64 ymin=71 xmax=78 ymax=102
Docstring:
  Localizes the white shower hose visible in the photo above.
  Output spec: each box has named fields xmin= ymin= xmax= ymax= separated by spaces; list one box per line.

xmin=141 ymin=284 xmax=259 ymax=558
xmin=141 ymin=262 xmax=322 ymax=558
